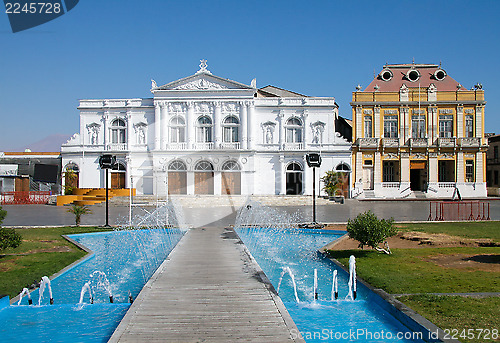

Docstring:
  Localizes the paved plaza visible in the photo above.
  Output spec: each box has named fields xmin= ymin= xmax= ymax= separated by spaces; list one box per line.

xmin=2 ymin=197 xmax=499 ymax=228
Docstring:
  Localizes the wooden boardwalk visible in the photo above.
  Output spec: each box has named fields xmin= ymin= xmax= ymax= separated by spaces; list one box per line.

xmin=109 ymin=227 xmax=303 ymax=343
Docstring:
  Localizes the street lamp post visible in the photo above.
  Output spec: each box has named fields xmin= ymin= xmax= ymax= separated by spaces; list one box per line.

xmin=99 ymin=154 xmax=116 ymax=228
xmin=306 ymin=153 xmax=322 ymax=224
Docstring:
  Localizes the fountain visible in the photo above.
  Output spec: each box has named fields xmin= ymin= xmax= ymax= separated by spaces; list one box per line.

xmin=346 ymin=255 xmax=357 ymax=300
xmin=17 ymin=288 xmax=32 ymax=305
xmin=38 ymin=276 xmax=53 ymax=306
xmin=276 ymin=266 xmax=300 ymax=303
xmin=78 ymin=282 xmax=93 ymax=305
xmin=331 ymin=270 xmax=338 ymax=300
xmin=313 ymin=269 xmax=318 ymax=300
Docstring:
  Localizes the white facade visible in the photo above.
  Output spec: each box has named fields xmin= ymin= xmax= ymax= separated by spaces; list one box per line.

xmin=61 ymin=62 xmax=351 ymax=196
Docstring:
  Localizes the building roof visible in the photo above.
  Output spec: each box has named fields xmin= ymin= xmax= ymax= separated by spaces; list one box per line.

xmin=363 ymin=63 xmax=463 ymax=92
xmin=258 ymin=85 xmax=308 ymax=98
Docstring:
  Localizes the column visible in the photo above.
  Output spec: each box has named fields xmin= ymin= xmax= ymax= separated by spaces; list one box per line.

xmin=240 ymin=102 xmax=248 ymax=149
xmin=354 ymin=151 xmax=363 ymax=191
xmin=302 ymin=110 xmax=309 ymax=149
xmin=432 ymin=107 xmax=438 ymax=143
xmin=374 ymin=152 xmax=382 ymax=195
xmin=161 ymin=102 xmax=169 ymax=149
xmin=214 ymin=171 xmax=222 ymax=195
xmin=248 ymin=102 xmax=255 ymax=149
xmin=400 ymin=107 xmax=406 ymax=142
xmin=186 ymin=102 xmax=194 ymax=148
xmin=403 ymin=107 xmax=410 ymax=142
xmin=457 ymin=106 xmax=463 ymax=138
xmin=214 ymin=101 xmax=221 ymax=148
xmin=102 ymin=111 xmax=108 ymax=150
xmin=278 ymin=110 xmax=284 ymax=150
xmin=127 ymin=112 xmax=133 ymax=150
xmin=476 ymin=106 xmax=483 ymax=138
xmin=279 ymin=155 xmax=286 ymax=195
xmin=186 ymin=171 xmax=195 ymax=195
xmin=355 ymin=106 xmax=362 ymax=139
xmin=476 ymin=152 xmax=484 ymax=183
xmin=456 ymin=152 xmax=464 ymax=183
xmin=154 ymin=103 xmax=161 ymax=150
xmin=374 ymin=107 xmax=381 ymax=138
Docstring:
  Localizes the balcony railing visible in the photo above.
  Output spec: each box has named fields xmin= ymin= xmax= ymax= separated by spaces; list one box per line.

xmin=437 ymin=138 xmax=456 ymax=147
xmin=356 ymin=138 xmax=379 ymax=148
xmin=381 ymin=182 xmax=400 ymax=188
xmin=167 ymin=142 xmax=188 ymax=150
xmin=107 ymin=143 xmax=127 ymax=151
xmin=219 ymin=142 xmax=241 ymax=150
xmin=192 ymin=142 xmax=214 ymax=150
xmin=408 ymin=138 xmax=428 ymax=147
xmin=459 ymin=137 xmax=481 ymax=148
xmin=283 ymin=143 xmax=304 ymax=150
xmin=438 ymin=182 xmax=456 ymax=188
xmin=382 ymin=138 xmax=400 ymax=147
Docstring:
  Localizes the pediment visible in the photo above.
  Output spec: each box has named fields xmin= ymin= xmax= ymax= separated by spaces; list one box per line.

xmin=154 ymin=73 xmax=254 ymax=92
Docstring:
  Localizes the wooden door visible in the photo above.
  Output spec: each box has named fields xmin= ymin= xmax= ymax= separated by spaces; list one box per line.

xmin=168 ymin=172 xmax=187 ymax=195
xmin=111 ymin=172 xmax=126 ymax=189
xmin=221 ymin=172 xmax=241 ymax=195
xmin=363 ymin=168 xmax=373 ymax=190
xmin=195 ymin=172 xmax=214 ymax=194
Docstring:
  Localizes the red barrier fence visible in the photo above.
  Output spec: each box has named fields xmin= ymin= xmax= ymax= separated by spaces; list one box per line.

xmin=428 ymin=201 xmax=490 ymax=221
xmin=0 ymin=191 xmax=51 ymax=205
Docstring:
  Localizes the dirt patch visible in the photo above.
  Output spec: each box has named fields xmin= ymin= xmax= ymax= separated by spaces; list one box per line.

xmin=424 ymin=254 xmax=500 ymax=272
xmin=324 ymin=231 xmax=499 ymax=251
xmin=3 ymin=246 xmax=73 ymax=255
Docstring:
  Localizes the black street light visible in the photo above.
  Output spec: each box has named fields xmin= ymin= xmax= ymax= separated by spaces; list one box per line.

xmin=99 ymin=154 xmax=116 ymax=228
xmin=306 ymin=153 xmax=322 ymax=224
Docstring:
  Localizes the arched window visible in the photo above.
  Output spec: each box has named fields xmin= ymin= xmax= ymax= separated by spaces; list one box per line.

xmin=222 ymin=160 xmax=240 ymax=171
xmin=170 ymin=117 xmax=185 ymax=143
xmin=287 ymin=162 xmax=303 ymax=171
xmin=195 ymin=160 xmax=214 ymax=171
xmin=168 ymin=160 xmax=187 ymax=171
xmin=336 ymin=163 xmax=351 ymax=171
xmin=197 ymin=116 xmax=213 ymax=143
xmin=286 ymin=118 xmax=302 ymax=143
xmin=111 ymin=119 xmax=126 ymax=144
xmin=112 ymin=162 xmax=126 ymax=171
xmin=223 ymin=116 xmax=239 ymax=143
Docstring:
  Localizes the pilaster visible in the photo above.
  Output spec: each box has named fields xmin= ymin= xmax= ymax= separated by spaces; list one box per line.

xmin=154 ymin=103 xmax=161 ymax=150
xmin=374 ymin=107 xmax=381 ymax=138
xmin=476 ymin=106 xmax=483 ymax=138
xmin=186 ymin=101 xmax=194 ymax=148
xmin=457 ymin=106 xmax=463 ymax=138
xmin=457 ymin=152 xmax=464 ymax=182
xmin=161 ymin=102 xmax=169 ymax=149
xmin=278 ymin=110 xmax=285 ymax=150
xmin=240 ymin=102 xmax=248 ymax=149
xmin=248 ymin=102 xmax=255 ymax=149
xmin=214 ymin=101 xmax=221 ymax=148
xmin=302 ymin=109 xmax=309 ymax=148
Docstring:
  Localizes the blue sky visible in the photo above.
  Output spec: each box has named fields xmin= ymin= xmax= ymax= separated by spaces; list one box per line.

xmin=1 ymin=0 xmax=499 ymax=150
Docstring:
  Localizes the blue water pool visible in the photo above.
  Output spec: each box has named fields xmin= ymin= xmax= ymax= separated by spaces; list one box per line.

xmin=236 ymin=227 xmax=429 ymax=342
xmin=0 ymin=228 xmax=184 ymax=343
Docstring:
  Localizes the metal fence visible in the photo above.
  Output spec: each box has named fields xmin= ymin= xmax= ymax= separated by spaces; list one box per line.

xmin=0 ymin=191 xmax=51 ymax=205
xmin=428 ymin=200 xmax=490 ymax=221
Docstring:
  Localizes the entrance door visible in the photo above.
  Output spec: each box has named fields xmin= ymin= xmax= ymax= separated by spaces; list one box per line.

xmin=221 ymin=172 xmax=241 ymax=195
xmin=363 ymin=167 xmax=374 ymax=190
xmin=111 ymin=172 xmax=126 ymax=189
xmin=168 ymin=172 xmax=187 ymax=195
xmin=285 ymin=162 xmax=303 ymax=195
xmin=195 ymin=172 xmax=214 ymax=194
xmin=410 ymin=169 xmax=421 ymax=191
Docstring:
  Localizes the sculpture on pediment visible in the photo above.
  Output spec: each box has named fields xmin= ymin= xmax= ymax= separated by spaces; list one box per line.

xmin=86 ymin=123 xmax=101 ymax=145
xmin=174 ymin=78 xmax=228 ymax=90
xmin=151 ymin=79 xmax=157 ymax=89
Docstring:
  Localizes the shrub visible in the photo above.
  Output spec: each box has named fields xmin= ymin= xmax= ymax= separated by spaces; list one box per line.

xmin=67 ymin=205 xmax=92 ymax=226
xmin=0 ymin=206 xmax=6 ymax=226
xmin=346 ymin=210 xmax=397 ymax=254
xmin=321 ymin=170 xmax=347 ymax=197
xmin=0 ymin=207 xmax=22 ymax=251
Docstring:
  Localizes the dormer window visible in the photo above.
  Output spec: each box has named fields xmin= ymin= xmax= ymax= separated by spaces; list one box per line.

xmin=434 ymin=69 xmax=447 ymax=81
xmin=380 ymin=69 xmax=393 ymax=81
xmin=406 ymin=69 xmax=420 ymax=82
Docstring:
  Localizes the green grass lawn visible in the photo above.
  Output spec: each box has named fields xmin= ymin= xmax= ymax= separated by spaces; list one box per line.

xmin=399 ymin=295 xmax=500 ymax=343
xmin=397 ymin=221 xmax=500 ymax=242
xmin=327 ymin=221 xmax=500 ymax=340
xmin=0 ymin=226 xmax=111 ymax=299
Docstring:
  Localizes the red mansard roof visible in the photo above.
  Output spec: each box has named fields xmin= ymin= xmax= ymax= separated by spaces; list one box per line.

xmin=363 ymin=64 xmax=463 ymax=92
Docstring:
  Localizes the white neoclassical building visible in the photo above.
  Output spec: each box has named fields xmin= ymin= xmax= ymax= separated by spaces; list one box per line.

xmin=61 ymin=61 xmax=352 ymax=196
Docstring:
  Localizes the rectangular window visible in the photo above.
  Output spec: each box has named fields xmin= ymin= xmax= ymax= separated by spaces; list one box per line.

xmin=383 ymin=161 xmax=396 ymax=182
xmin=439 ymin=115 xmax=453 ymax=138
xmin=495 ymin=170 xmax=499 ymax=186
xmin=364 ymin=116 xmax=372 ymax=138
xmin=383 ymin=115 xmax=398 ymax=138
xmin=465 ymin=160 xmax=475 ymax=182
xmin=465 ymin=115 xmax=474 ymax=137
xmin=494 ymin=146 xmax=498 ymax=160
xmin=411 ymin=115 xmax=426 ymax=138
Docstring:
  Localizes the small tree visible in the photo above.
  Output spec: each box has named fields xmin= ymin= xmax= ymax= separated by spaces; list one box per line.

xmin=321 ymin=170 xmax=346 ymax=197
xmin=346 ymin=210 xmax=397 ymax=254
xmin=64 ymin=169 xmax=77 ymax=195
xmin=0 ymin=206 xmax=22 ymax=251
xmin=67 ymin=205 xmax=92 ymax=226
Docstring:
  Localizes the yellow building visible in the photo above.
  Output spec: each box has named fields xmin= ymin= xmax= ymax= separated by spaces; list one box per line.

xmin=351 ymin=63 xmax=487 ymax=199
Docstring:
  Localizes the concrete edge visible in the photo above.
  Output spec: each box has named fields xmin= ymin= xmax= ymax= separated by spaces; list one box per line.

xmin=108 ymin=229 xmax=190 ymax=343
xmin=319 ymin=233 xmax=349 ymax=252
xmin=232 ymin=228 xmax=306 ymax=343
xmin=323 ymin=254 xmax=460 ymax=343
xmin=9 ymin=234 xmax=95 ymax=305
